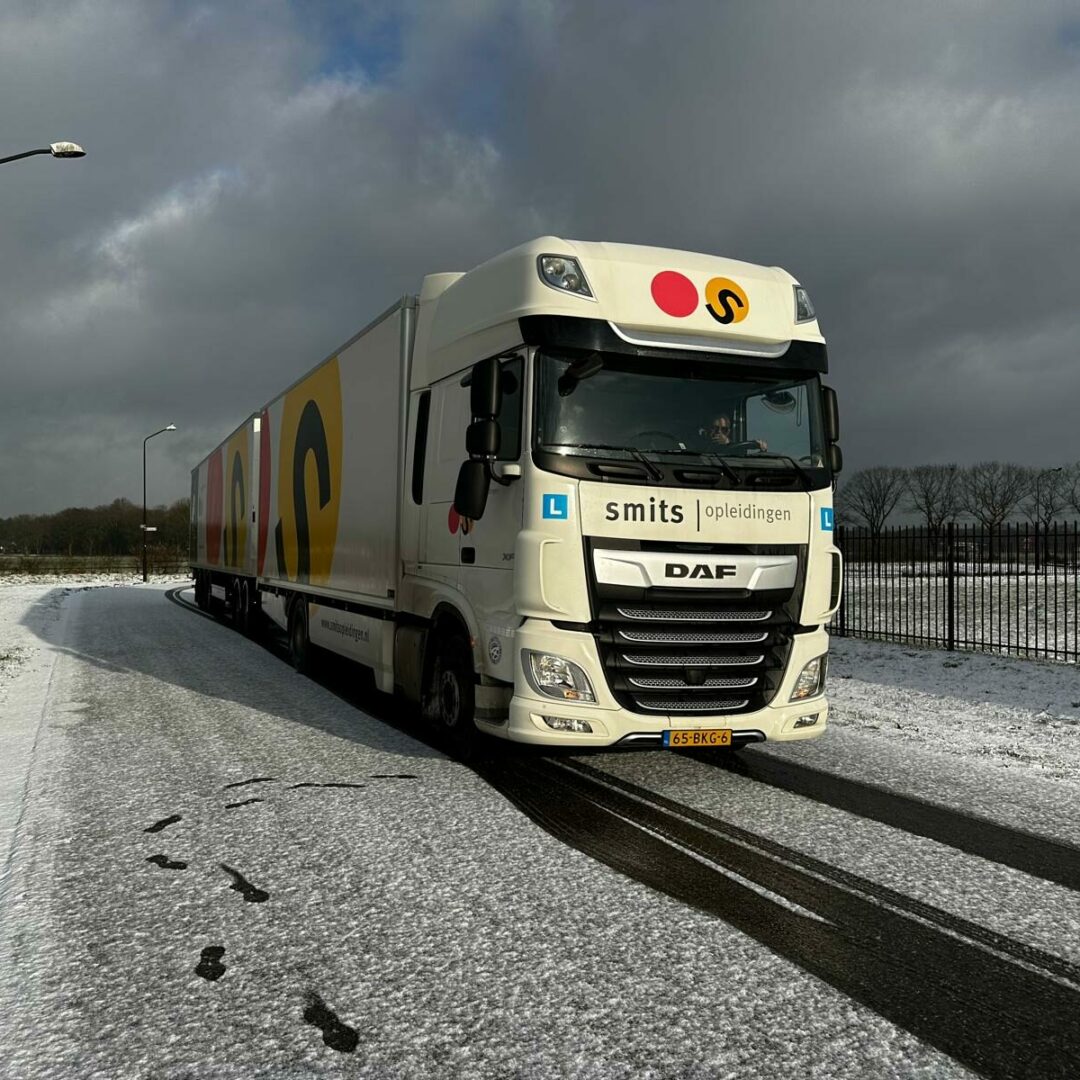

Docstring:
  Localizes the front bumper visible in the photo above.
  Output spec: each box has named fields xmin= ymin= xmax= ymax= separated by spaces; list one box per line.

xmin=491 ymin=620 xmax=829 ymax=747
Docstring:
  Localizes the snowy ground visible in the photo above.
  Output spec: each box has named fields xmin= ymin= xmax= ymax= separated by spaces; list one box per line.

xmin=0 ymin=570 xmax=190 ymax=588
xmin=1 ymin=577 xmax=1075 ymax=788
xmin=826 ymin=637 xmax=1080 ymax=784
xmin=0 ymin=580 xmax=1076 ymax=1078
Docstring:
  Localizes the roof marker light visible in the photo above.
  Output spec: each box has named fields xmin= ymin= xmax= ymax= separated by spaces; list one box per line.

xmin=538 ymin=254 xmax=593 ymax=298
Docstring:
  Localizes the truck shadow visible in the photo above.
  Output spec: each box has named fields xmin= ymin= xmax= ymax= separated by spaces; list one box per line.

xmin=21 ymin=584 xmax=551 ymax=768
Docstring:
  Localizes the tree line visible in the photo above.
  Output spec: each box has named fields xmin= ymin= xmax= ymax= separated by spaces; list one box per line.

xmin=4 ymin=465 xmax=1075 ymax=554
xmin=0 ymin=498 xmax=190 ymax=556
xmin=837 ymin=463 xmax=1080 ymax=533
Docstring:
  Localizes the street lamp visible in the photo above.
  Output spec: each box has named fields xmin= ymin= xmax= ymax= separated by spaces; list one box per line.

xmin=143 ymin=425 xmax=177 ymax=583
xmin=0 ymin=141 xmax=86 ymax=166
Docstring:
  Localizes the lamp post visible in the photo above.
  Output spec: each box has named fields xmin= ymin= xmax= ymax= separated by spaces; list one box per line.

xmin=0 ymin=141 xmax=86 ymax=166
xmin=143 ymin=425 xmax=176 ymax=582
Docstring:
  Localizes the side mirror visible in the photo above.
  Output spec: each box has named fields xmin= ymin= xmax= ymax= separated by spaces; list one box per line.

xmin=470 ymin=356 xmax=502 ymax=419
xmin=466 ymin=419 xmax=500 ymax=458
xmin=828 ymin=443 xmax=843 ymax=474
xmin=454 ymin=460 xmax=489 ymax=520
xmin=822 ymin=385 xmax=840 ymax=443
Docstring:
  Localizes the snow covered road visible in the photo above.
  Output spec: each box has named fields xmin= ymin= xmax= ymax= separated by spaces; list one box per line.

xmin=0 ymin=583 xmax=1077 ymax=1078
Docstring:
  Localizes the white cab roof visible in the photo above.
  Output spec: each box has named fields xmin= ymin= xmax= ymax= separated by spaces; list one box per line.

xmin=411 ymin=236 xmax=824 ymax=388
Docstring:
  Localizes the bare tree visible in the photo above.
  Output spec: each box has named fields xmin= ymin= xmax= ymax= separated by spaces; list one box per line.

xmin=906 ymin=464 xmax=962 ymax=532
xmin=1018 ymin=466 xmax=1068 ymax=527
xmin=1065 ymin=463 xmax=1080 ymax=517
xmin=957 ymin=462 xmax=1028 ymax=529
xmin=836 ymin=467 xmax=908 ymax=533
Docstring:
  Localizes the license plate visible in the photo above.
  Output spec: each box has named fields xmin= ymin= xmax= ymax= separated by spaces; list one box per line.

xmin=663 ymin=728 xmax=733 ymax=748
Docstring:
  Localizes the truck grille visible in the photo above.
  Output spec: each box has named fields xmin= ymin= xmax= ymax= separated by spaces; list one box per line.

xmin=636 ymin=697 xmax=751 ymax=713
xmin=618 ymin=628 xmax=769 ymax=644
xmin=622 ymin=652 xmax=765 ymax=667
xmin=628 ymin=676 xmax=758 ymax=690
xmin=587 ymin=540 xmax=803 ymax=717
xmin=616 ymin=606 xmax=771 ymax=623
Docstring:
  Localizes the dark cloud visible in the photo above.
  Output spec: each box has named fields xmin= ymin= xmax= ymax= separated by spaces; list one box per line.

xmin=1 ymin=0 xmax=1078 ymax=513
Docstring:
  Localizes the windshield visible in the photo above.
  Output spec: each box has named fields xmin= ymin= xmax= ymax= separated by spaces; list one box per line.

xmin=535 ymin=350 xmax=828 ymax=473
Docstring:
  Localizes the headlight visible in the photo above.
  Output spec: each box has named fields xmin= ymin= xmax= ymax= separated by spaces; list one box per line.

xmin=524 ymin=650 xmax=596 ymax=703
xmin=793 ymin=285 xmax=816 ymax=323
xmin=538 ymin=254 xmax=593 ymax=298
xmin=789 ymin=655 xmax=827 ymax=701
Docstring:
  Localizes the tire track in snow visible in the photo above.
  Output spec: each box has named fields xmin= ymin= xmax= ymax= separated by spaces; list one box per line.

xmin=690 ymin=747 xmax=1080 ymax=891
xmin=477 ymin=754 xmax=1080 ymax=1080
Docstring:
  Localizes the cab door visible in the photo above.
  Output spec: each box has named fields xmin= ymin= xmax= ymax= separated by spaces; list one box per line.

xmin=459 ymin=355 xmax=525 ymax=685
xmin=463 ymin=355 xmax=525 ymax=571
xmin=418 ymin=373 xmax=469 ymax=576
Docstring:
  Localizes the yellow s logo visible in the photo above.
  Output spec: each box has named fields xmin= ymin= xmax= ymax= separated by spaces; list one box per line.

xmin=224 ymin=427 xmax=250 ymax=569
xmin=274 ymin=359 xmax=343 ymax=584
xmin=704 ymin=277 xmax=750 ymax=325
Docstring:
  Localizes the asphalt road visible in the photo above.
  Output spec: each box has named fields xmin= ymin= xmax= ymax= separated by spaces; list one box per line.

xmin=0 ymin=585 xmax=1076 ymax=1079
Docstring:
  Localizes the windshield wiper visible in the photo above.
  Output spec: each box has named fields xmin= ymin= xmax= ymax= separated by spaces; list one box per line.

xmin=547 ymin=442 xmax=663 ymax=481
xmin=624 ymin=447 xmax=662 ymax=481
xmin=741 ymin=451 xmax=813 ymax=489
xmin=649 ymin=446 xmax=743 ymax=486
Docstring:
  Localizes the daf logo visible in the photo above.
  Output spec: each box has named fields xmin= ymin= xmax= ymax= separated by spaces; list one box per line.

xmin=665 ymin=562 xmax=738 ymax=580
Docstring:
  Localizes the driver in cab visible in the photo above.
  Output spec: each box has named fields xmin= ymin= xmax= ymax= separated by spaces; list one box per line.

xmin=703 ymin=413 xmax=767 ymax=451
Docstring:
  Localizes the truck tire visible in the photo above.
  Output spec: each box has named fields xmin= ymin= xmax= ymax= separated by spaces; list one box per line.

xmin=425 ymin=633 xmax=477 ymax=757
xmin=242 ymin=580 xmax=262 ymax=640
xmin=229 ymin=578 xmax=246 ymax=634
xmin=288 ymin=598 xmax=313 ymax=675
xmin=197 ymin=571 xmax=212 ymax=611
xmin=233 ymin=579 xmax=256 ymax=638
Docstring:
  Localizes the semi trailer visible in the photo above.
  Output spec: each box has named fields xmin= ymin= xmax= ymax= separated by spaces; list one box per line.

xmin=189 ymin=237 xmax=843 ymax=750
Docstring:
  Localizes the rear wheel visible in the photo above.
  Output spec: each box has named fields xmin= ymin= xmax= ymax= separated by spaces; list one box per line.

xmin=235 ymin=579 xmax=255 ymax=637
xmin=228 ymin=577 xmax=245 ymax=632
xmin=425 ymin=633 xmax=477 ymax=758
xmin=288 ymin=598 xmax=313 ymax=675
xmin=241 ymin=580 xmax=263 ymax=639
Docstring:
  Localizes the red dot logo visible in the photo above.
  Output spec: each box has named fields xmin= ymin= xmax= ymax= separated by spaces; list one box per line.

xmin=448 ymin=506 xmax=460 ymax=534
xmin=651 ymin=271 xmax=698 ymax=318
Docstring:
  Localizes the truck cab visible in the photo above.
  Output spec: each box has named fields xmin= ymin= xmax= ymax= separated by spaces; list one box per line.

xmin=398 ymin=237 xmax=842 ymax=748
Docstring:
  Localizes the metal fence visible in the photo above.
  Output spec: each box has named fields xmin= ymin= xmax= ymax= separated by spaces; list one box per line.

xmin=834 ymin=522 xmax=1080 ymax=663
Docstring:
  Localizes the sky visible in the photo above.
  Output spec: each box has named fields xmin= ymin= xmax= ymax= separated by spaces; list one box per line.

xmin=2 ymin=0 xmax=1079 ymax=515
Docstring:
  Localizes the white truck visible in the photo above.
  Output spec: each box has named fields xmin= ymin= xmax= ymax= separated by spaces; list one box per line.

xmin=189 ymin=237 xmax=843 ymax=750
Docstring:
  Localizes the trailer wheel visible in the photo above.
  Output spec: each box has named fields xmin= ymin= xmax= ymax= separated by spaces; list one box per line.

xmin=234 ymin=579 xmax=255 ymax=636
xmin=242 ymin=581 xmax=262 ymax=640
xmin=425 ymin=633 xmax=477 ymax=757
xmin=229 ymin=578 xmax=245 ymax=633
xmin=288 ymin=598 xmax=313 ymax=675
xmin=195 ymin=571 xmax=210 ymax=611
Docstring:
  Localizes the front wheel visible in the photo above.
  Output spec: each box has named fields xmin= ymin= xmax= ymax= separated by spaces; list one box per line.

xmin=424 ymin=634 xmax=477 ymax=757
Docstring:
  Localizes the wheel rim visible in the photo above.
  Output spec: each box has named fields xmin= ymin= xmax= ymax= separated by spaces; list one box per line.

xmin=438 ymin=669 xmax=461 ymax=729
